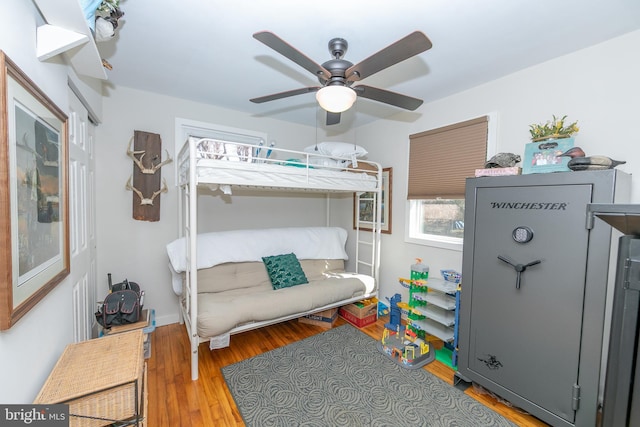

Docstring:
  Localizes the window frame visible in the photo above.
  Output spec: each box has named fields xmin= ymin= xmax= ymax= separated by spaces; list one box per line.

xmin=405 ymin=199 xmax=464 ymax=250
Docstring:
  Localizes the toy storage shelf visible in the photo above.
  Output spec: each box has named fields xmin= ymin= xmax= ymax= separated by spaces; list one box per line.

xmin=402 ymin=275 xmax=459 ymax=364
xmin=423 ymin=291 xmax=456 ymax=310
xmin=425 ymin=277 xmax=458 ymax=294
xmin=423 ymin=278 xmax=457 ymax=355
xmin=413 ymin=318 xmax=455 ymax=342
xmin=419 ymin=304 xmax=455 ymax=326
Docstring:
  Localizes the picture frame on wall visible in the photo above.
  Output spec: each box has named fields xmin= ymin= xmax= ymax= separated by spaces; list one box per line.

xmin=353 ymin=167 xmax=392 ymax=234
xmin=0 ymin=51 xmax=69 ymax=330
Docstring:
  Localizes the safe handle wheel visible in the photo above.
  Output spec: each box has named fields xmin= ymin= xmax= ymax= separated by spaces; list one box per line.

xmin=497 ymin=255 xmax=541 ymax=289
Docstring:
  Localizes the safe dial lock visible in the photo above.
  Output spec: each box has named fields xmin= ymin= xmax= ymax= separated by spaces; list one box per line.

xmin=512 ymin=226 xmax=534 ymax=243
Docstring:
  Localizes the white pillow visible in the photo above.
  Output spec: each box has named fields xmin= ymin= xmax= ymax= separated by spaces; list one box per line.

xmin=304 ymin=141 xmax=368 ymax=159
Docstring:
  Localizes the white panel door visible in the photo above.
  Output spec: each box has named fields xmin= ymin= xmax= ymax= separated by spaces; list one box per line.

xmin=68 ymin=89 xmax=97 ymax=342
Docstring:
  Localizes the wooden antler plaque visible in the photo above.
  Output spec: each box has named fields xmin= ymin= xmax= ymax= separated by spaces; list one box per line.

xmin=129 ymin=130 xmax=170 ymax=222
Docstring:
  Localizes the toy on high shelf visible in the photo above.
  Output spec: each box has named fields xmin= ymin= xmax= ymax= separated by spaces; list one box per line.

xmin=376 ymin=291 xmax=435 ymax=369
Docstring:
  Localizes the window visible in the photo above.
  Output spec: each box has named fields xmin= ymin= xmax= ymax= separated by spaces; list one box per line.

xmin=407 ymin=116 xmax=489 ymax=249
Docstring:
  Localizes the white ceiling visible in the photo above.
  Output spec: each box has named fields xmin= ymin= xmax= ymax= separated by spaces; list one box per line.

xmin=98 ymin=0 xmax=640 ymax=129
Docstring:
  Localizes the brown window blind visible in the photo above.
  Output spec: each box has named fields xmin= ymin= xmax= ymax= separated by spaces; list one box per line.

xmin=408 ymin=116 xmax=488 ymax=199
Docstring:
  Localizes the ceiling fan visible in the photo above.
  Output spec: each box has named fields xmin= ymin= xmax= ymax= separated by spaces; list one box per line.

xmin=250 ymin=31 xmax=432 ymax=125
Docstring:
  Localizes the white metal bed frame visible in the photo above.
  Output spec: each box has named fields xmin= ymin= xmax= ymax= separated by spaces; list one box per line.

xmin=176 ymin=137 xmax=383 ymax=380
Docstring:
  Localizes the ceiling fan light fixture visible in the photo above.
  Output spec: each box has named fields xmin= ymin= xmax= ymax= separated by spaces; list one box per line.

xmin=316 ymin=86 xmax=357 ymax=113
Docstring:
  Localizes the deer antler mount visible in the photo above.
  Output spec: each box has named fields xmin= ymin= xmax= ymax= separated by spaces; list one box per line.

xmin=127 ymin=137 xmax=173 ymax=174
xmin=126 ymin=177 xmax=168 ymax=206
xmin=128 ymin=130 xmax=169 ymax=222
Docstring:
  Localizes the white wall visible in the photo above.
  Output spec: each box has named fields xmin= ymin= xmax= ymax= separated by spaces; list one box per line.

xmin=96 ymin=88 xmax=339 ymax=327
xmin=357 ymin=30 xmax=640 ymax=302
xmin=0 ymin=0 xmax=101 ymax=403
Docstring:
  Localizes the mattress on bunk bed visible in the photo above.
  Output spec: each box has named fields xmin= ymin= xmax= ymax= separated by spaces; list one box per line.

xmin=196 ymin=259 xmax=375 ymax=338
xmin=194 ymin=159 xmax=378 ymax=190
xmin=166 ymin=227 xmax=350 ymax=294
xmin=165 ymin=226 xmax=377 ymax=338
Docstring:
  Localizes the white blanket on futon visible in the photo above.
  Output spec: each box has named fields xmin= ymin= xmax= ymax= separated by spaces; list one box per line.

xmin=166 ymin=227 xmax=349 ymax=294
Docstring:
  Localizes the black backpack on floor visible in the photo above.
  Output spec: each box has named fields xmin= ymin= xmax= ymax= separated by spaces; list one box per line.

xmin=95 ymin=279 xmax=144 ymax=328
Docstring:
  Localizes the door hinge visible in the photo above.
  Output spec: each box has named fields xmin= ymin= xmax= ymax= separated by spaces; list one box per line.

xmin=624 ymin=258 xmax=640 ymax=291
xmin=624 ymin=258 xmax=631 ymax=290
xmin=572 ymin=384 xmax=580 ymax=411
xmin=586 ymin=211 xmax=595 ymax=230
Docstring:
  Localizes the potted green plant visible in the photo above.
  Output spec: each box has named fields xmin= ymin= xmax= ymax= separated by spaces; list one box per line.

xmin=529 ymin=115 xmax=579 ymax=142
xmin=97 ymin=0 xmax=120 ymax=15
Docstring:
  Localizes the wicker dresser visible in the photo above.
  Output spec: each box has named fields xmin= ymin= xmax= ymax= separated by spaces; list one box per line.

xmin=34 ymin=329 xmax=146 ymax=426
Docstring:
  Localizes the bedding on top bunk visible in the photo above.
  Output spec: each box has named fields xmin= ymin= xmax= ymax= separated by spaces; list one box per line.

xmin=193 ymin=139 xmax=369 ymax=166
xmin=166 ymin=227 xmax=350 ymax=294
xmin=194 ymin=159 xmax=378 ymax=190
xmin=186 ymin=138 xmax=379 ymax=190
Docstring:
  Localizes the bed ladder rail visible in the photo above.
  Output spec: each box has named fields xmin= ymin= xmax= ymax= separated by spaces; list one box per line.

xmin=354 ymin=190 xmax=381 ymax=280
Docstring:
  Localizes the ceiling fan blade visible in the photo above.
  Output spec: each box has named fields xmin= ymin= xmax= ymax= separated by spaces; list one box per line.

xmin=346 ymin=31 xmax=432 ymax=82
xmin=326 ymin=112 xmax=341 ymax=126
xmin=253 ymin=31 xmax=331 ymax=80
xmin=250 ymin=87 xmax=320 ymax=104
xmin=354 ymin=85 xmax=423 ymax=110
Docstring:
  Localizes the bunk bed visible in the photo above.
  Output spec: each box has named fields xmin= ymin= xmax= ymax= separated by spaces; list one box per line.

xmin=172 ymin=136 xmax=383 ymax=380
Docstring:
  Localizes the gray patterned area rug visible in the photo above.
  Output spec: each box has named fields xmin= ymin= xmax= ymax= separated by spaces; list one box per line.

xmin=222 ymin=324 xmax=516 ymax=427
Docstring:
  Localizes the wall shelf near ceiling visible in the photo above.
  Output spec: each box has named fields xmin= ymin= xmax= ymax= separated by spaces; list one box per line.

xmin=33 ymin=0 xmax=108 ymax=80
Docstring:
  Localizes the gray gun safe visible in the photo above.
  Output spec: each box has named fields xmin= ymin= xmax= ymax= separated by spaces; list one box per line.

xmin=458 ymin=169 xmax=630 ymax=427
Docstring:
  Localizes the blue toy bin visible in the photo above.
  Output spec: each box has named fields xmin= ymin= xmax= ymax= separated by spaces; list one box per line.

xmin=440 ymin=269 xmax=462 ymax=283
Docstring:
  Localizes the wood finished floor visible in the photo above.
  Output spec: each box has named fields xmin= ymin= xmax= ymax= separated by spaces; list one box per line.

xmin=147 ymin=317 xmax=549 ymax=426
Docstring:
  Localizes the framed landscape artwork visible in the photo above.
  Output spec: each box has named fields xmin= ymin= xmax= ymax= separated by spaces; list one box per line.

xmin=353 ymin=167 xmax=392 ymax=234
xmin=0 ymin=51 xmax=69 ymax=330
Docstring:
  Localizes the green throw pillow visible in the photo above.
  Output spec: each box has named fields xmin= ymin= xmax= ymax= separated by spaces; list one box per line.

xmin=262 ymin=253 xmax=309 ymax=290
